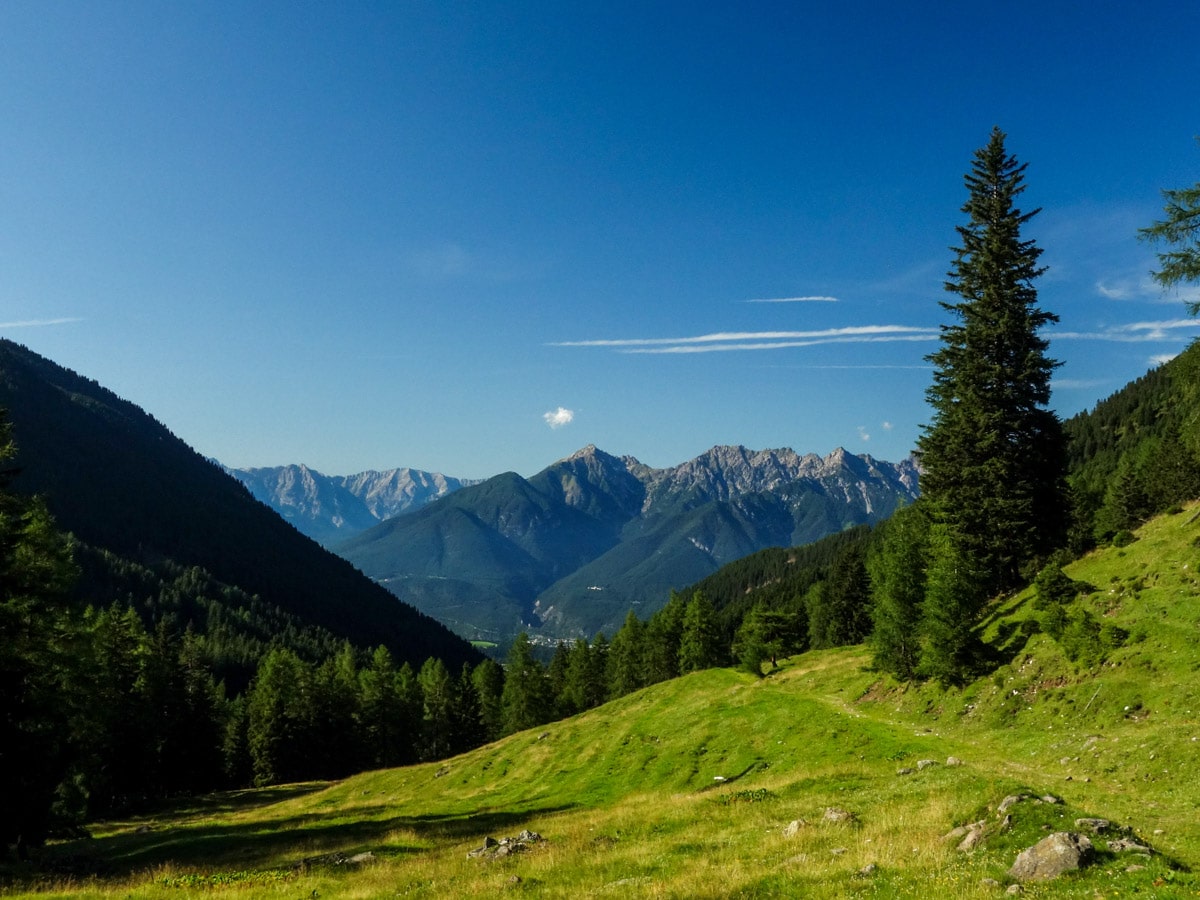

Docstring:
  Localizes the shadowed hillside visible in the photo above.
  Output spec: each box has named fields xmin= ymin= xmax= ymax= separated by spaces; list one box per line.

xmin=0 ymin=339 xmax=481 ymax=672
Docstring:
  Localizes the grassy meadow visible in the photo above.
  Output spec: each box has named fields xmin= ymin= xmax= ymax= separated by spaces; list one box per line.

xmin=7 ymin=505 xmax=1200 ymax=898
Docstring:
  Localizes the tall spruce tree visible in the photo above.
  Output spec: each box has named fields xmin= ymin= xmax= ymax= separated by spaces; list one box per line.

xmin=918 ymin=127 xmax=1067 ymax=600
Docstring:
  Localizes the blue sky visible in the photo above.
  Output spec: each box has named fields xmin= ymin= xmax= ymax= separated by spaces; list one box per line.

xmin=3 ymin=2 xmax=1199 ymax=479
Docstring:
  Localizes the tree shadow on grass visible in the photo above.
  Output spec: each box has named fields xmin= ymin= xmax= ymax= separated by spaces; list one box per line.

xmin=137 ymin=782 xmax=331 ymax=821
xmin=37 ymin=802 xmax=577 ymax=881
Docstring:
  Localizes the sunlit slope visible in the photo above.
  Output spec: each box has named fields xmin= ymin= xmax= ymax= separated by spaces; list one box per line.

xmin=18 ymin=505 xmax=1200 ymax=898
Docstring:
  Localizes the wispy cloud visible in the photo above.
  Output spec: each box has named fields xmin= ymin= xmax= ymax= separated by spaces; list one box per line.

xmin=1094 ymin=275 xmax=1179 ymax=303
xmin=744 ymin=295 xmax=840 ymax=303
xmin=550 ymin=325 xmax=939 ymax=354
xmin=881 ymin=421 xmax=894 ymax=431
xmin=857 ymin=425 xmax=871 ymax=442
xmin=1150 ymin=353 xmax=1178 ymax=367
xmin=1052 ymin=378 xmax=1109 ymax=391
xmin=0 ymin=317 xmax=83 ymax=328
xmin=543 ymin=407 xmax=574 ymax=429
xmin=1052 ymin=319 xmax=1200 ymax=342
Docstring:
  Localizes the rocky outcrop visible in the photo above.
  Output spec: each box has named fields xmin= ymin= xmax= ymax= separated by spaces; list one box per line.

xmin=1008 ymin=832 xmax=1093 ymax=882
xmin=467 ymin=830 xmax=545 ymax=860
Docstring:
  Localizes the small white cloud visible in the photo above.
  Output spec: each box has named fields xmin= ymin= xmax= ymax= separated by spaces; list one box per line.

xmin=543 ymin=407 xmax=574 ymax=429
xmin=1150 ymin=353 xmax=1178 ymax=367
xmin=881 ymin=421 xmax=894 ymax=431
xmin=745 ymin=295 xmax=840 ymax=303
xmin=1095 ymin=279 xmax=1135 ymax=300
xmin=857 ymin=426 xmax=871 ymax=442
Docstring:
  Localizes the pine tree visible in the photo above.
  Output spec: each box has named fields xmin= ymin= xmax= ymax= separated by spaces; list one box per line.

xmin=500 ymin=633 xmax=552 ymax=735
xmin=808 ymin=546 xmax=872 ymax=649
xmin=920 ymin=524 xmax=988 ymax=686
xmin=919 ymin=127 xmax=1067 ymax=597
xmin=448 ymin=663 xmax=483 ymax=754
xmin=606 ymin=611 xmax=646 ymax=699
xmin=416 ymin=657 xmax=455 ymax=760
xmin=678 ymin=591 xmax=722 ymax=673
xmin=1139 ymin=140 xmax=1200 ymax=310
xmin=471 ymin=658 xmax=505 ymax=742
xmin=868 ymin=503 xmax=930 ymax=679
xmin=308 ymin=643 xmax=363 ymax=777
xmin=732 ymin=605 xmax=801 ymax=675
xmin=360 ymin=646 xmax=409 ymax=768
xmin=247 ymin=648 xmax=310 ymax=786
xmin=546 ymin=641 xmax=572 ymax=715
xmin=643 ymin=590 xmax=686 ymax=684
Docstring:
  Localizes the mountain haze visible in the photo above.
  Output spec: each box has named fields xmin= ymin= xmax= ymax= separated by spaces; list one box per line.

xmin=339 ymin=443 xmax=919 ymax=642
xmin=225 ymin=463 xmax=478 ymax=547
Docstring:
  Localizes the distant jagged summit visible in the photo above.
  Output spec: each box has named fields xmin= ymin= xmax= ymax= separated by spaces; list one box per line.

xmin=225 ymin=463 xmax=479 ymax=547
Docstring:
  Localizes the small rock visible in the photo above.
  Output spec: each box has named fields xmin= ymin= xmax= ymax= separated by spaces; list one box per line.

xmin=1126 ymin=864 xmax=1146 ymax=872
xmin=946 ymin=756 xmax=964 ymax=766
xmin=1006 ymin=885 xmax=1024 ymax=895
xmin=1107 ymin=838 xmax=1153 ymax=855
xmin=943 ymin=825 xmax=970 ymax=842
xmin=997 ymin=794 xmax=1028 ymax=814
xmin=783 ymin=819 xmax=805 ymax=837
xmin=347 ymin=852 xmax=375 ymax=864
xmin=1154 ymin=829 xmax=1165 ymax=835
xmin=508 ymin=875 xmax=522 ymax=885
xmin=917 ymin=759 xmax=938 ymax=770
xmin=958 ymin=825 xmax=986 ymax=852
xmin=823 ymin=807 xmax=855 ymax=824
xmin=896 ymin=767 xmax=914 ymax=776
xmin=1009 ymin=832 xmax=1093 ymax=882
xmin=831 ymin=847 xmax=847 ymax=855
xmin=999 ymin=814 xmax=1012 ymax=832
xmin=857 ymin=863 xmax=877 ymax=876
xmin=1073 ymin=818 xmax=1110 ymax=834
xmin=980 ymin=877 xmax=1000 ymax=888
xmin=1040 ymin=794 xmax=1062 ymax=805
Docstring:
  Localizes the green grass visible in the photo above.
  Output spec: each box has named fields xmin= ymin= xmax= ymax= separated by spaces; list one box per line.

xmin=8 ymin=506 xmax=1200 ymax=897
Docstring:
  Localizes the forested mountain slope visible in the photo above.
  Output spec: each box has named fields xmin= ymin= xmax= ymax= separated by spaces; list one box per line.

xmin=0 ymin=339 xmax=481 ymax=672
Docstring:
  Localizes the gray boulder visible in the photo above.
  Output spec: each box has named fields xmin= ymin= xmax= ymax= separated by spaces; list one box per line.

xmin=1009 ymin=832 xmax=1094 ymax=882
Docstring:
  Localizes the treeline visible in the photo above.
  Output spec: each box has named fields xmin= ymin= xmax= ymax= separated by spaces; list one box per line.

xmin=1064 ymin=341 xmax=1200 ymax=547
xmin=70 ymin=543 xmax=365 ymax=694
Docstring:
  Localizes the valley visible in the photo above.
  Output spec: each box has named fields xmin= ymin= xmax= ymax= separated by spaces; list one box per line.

xmin=9 ymin=503 xmax=1200 ymax=898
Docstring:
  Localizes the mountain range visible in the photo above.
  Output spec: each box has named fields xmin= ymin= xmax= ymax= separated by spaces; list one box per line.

xmin=335 ymin=443 xmax=920 ymax=643
xmin=223 ymin=463 xmax=479 ymax=547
